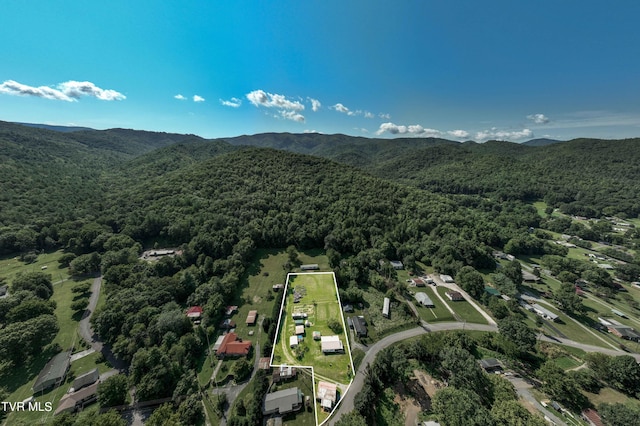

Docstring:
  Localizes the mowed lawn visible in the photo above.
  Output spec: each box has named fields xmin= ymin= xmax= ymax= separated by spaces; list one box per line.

xmin=411 ymin=287 xmax=455 ymax=323
xmin=0 ymin=249 xmax=71 ymax=284
xmin=273 ymin=273 xmax=353 ymax=386
xmin=435 ymin=286 xmax=488 ymax=324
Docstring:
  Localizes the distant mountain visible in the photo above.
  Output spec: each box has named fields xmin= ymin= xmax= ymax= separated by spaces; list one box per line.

xmin=15 ymin=122 xmax=95 ymax=132
xmin=218 ymin=132 xmax=459 ymax=168
xmin=522 ymin=138 xmax=564 ymax=147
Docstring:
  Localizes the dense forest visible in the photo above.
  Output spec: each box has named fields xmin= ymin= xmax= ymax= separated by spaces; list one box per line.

xmin=2 ymin=121 xmax=640 ymax=425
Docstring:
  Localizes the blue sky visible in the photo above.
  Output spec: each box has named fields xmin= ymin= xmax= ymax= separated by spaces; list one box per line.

xmin=1 ymin=1 xmax=639 ymax=141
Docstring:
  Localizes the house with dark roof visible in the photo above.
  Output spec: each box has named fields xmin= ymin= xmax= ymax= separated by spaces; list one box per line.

xmin=445 ymin=291 xmax=464 ymax=301
xmin=33 ymin=351 xmax=71 ymax=393
xmin=263 ymin=387 xmax=303 ymax=415
xmin=216 ymin=333 xmax=251 ymax=358
xmin=351 ymin=316 xmax=367 ymax=337
xmin=70 ymin=368 xmax=100 ymax=393
xmin=479 ymin=358 xmax=503 ymax=373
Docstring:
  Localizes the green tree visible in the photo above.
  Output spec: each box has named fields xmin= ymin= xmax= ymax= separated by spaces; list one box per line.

xmin=335 ymin=411 xmax=368 ymax=426
xmin=503 ymin=261 xmax=523 ymax=287
xmin=231 ymin=358 xmax=252 ymax=382
xmin=146 ymin=404 xmax=181 ymax=426
xmin=432 ymin=387 xmax=494 ymax=426
xmin=98 ymin=374 xmax=129 ymax=407
xmin=598 ymin=402 xmax=640 ymax=426
xmin=555 ymin=282 xmax=583 ymax=314
xmin=497 ymin=316 xmax=536 ymax=356
xmin=491 ymin=399 xmax=546 ymax=426
xmin=608 ymin=355 xmax=640 ymax=395
xmin=11 ymin=272 xmax=53 ymax=299
xmin=456 ymin=266 xmax=485 ymax=299
xmin=536 ymin=361 xmax=586 ymax=409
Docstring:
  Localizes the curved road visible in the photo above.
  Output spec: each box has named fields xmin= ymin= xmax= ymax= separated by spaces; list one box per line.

xmin=328 ymin=320 xmax=638 ymax=425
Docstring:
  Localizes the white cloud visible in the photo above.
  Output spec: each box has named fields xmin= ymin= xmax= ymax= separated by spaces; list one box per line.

xmin=220 ymin=97 xmax=241 ymax=107
xmin=193 ymin=95 xmax=205 ymax=102
xmin=246 ymin=89 xmax=304 ymax=110
xmin=57 ymin=81 xmax=126 ymax=101
xmin=364 ymin=111 xmax=374 ymax=119
xmin=475 ymin=127 xmax=533 ymax=141
xmin=0 ymin=79 xmax=125 ymax=101
xmin=379 ymin=113 xmax=391 ymax=119
xmin=280 ymin=110 xmax=305 ymax=122
xmin=331 ymin=103 xmax=355 ymax=115
xmin=527 ymin=113 xmax=550 ymax=124
xmin=304 ymin=129 xmax=320 ymax=133
xmin=308 ymin=98 xmax=321 ymax=112
xmin=447 ymin=130 xmax=470 ymax=138
xmin=174 ymin=94 xmax=186 ymax=100
xmin=376 ymin=122 xmax=441 ymax=137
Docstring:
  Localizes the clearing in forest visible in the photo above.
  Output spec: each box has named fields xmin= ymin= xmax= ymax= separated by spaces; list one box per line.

xmin=271 ymin=272 xmax=354 ymax=426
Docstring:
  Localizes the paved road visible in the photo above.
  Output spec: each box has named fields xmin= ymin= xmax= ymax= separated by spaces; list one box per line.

xmin=77 ymin=275 xmax=127 ymax=371
xmin=507 ymin=375 xmax=565 ymax=425
xmin=328 ymin=319 xmax=638 ymax=425
xmin=328 ymin=322 xmax=498 ymax=425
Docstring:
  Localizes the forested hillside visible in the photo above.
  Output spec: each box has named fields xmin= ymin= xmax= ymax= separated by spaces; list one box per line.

xmin=221 ymin=132 xmax=640 ymax=218
xmin=0 ymin=122 xmax=211 ymax=253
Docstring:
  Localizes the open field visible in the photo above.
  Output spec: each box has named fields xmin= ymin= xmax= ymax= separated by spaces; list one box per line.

xmin=410 ymin=287 xmax=455 ymax=323
xmin=435 ymin=286 xmax=488 ymax=324
xmin=0 ymin=250 xmax=71 ymax=284
xmin=272 ymin=273 xmax=353 ymax=386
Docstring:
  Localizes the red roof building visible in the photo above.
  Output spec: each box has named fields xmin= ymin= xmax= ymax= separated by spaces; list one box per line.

xmin=216 ymin=332 xmax=251 ymax=358
xmin=186 ymin=306 xmax=203 ymax=319
xmin=581 ymin=408 xmax=604 ymax=426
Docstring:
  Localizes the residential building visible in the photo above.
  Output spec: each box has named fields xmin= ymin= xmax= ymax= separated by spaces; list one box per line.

xmin=351 ymin=316 xmax=367 ymax=337
xmin=320 ymin=335 xmax=344 ymax=353
xmin=479 ymin=358 xmax=503 ymax=373
xmin=216 ymin=333 xmax=251 ymax=358
xmin=33 ymin=351 xmax=71 ymax=393
xmin=273 ymin=365 xmax=297 ymax=383
xmin=532 ymin=304 xmax=559 ymax=322
xmin=300 ymin=264 xmax=319 ymax=270
xmin=54 ymin=382 xmax=99 ymax=416
xmin=70 ymin=368 xmax=99 ymax=393
xmin=263 ymin=387 xmax=303 ymax=415
xmin=439 ymin=274 xmax=454 ymax=283
xmin=389 ymin=260 xmax=404 ymax=270
xmin=415 ymin=292 xmax=435 ymax=307
xmin=317 ymin=381 xmax=338 ymax=411
xmin=445 ymin=291 xmax=464 ymax=301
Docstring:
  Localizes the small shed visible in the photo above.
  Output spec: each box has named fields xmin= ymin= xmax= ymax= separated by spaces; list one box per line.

xmin=389 ymin=261 xmax=404 ymax=270
xmin=246 ymin=310 xmax=258 ymax=326
xmin=479 ymin=358 xmax=503 ymax=373
xmin=313 ymin=331 xmax=321 ymax=340
xmin=290 ymin=336 xmax=299 ymax=348
xmin=383 ymin=297 xmax=390 ymax=318
xmin=301 ymin=264 xmax=319 ymax=270
xmin=295 ymin=325 xmax=305 ymax=335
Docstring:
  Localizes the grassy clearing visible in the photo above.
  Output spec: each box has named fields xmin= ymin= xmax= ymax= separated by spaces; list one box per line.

xmin=202 ymin=393 xmax=222 ymax=426
xmin=552 ymin=356 xmax=582 ymax=370
xmin=410 ymin=287 xmax=455 ymax=323
xmin=359 ymin=290 xmax=415 ymax=341
xmin=296 ymin=249 xmax=331 ymax=272
xmin=532 ymin=201 xmax=550 ymax=218
xmin=435 ymin=286 xmax=487 ymax=324
xmin=0 ymin=249 xmax=71 ymax=284
xmin=273 ymin=273 xmax=353 ymax=385
xmin=583 ymin=387 xmax=640 ymax=408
